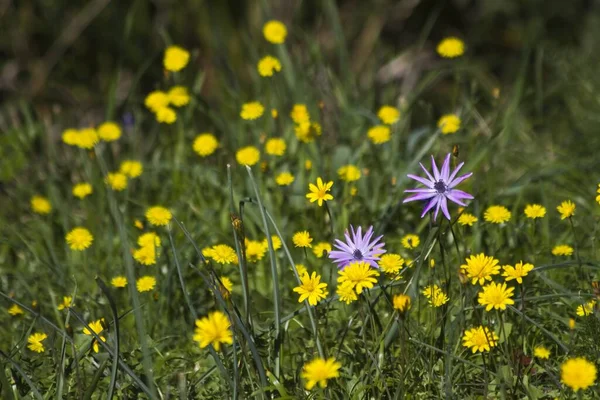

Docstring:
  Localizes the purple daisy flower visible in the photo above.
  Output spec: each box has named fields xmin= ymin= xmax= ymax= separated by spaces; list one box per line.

xmin=329 ymin=225 xmax=386 ymax=269
xmin=403 ymin=153 xmax=474 ymax=220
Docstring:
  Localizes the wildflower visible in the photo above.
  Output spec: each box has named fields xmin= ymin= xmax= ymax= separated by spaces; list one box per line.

xmin=293 ymin=272 xmax=328 ymax=306
xmin=27 ymin=333 xmax=48 ymax=353
xmin=265 ymin=138 xmax=286 ymax=156
xmin=111 ymin=276 xmax=127 ymax=288
xmin=305 ymin=160 xmax=312 ymax=170
xmin=295 ymin=264 xmax=308 ymax=276
xmin=460 ymin=253 xmax=501 ymax=285
xmin=524 ymin=204 xmax=546 ymax=219
xmin=437 ymin=114 xmax=461 ymax=134
xmin=257 ymin=55 xmax=282 ymax=76
xmin=404 ymin=154 xmax=474 ymax=220
xmin=167 ymin=86 xmax=190 ymax=107
xmin=263 ymin=20 xmax=287 ymax=44
xmin=422 ymin=284 xmax=443 ymax=299
xmin=145 ymin=206 xmax=172 ymax=226
xmin=552 ymin=245 xmax=573 ymax=256
xmin=569 ymin=318 xmax=576 ymax=329
xmin=8 ymin=304 xmax=24 ymax=316
xmin=458 ymin=213 xmax=478 ymax=226
xmin=240 ymin=102 xmax=264 ymax=120
xmin=119 ymin=160 xmax=143 ymax=179
xmin=76 ymin=128 xmax=99 ymax=149
xmin=57 ymin=296 xmax=72 ymax=310
xmin=137 ymin=276 xmax=156 ymax=292
xmin=97 ymin=121 xmax=121 ymax=142
xmin=164 ymin=46 xmax=190 ymax=72
xmin=133 ymin=245 xmax=156 ymax=265
xmin=262 ymin=235 xmax=282 ymax=251
xmin=576 ymin=300 xmax=596 ymax=316
xmin=478 ymin=282 xmax=515 ymax=311
xmin=377 ymin=254 xmax=403 ymax=275
xmin=134 ymin=220 xmax=143 ymax=230
xmin=533 ymin=346 xmax=550 ymax=359
xmin=31 ymin=195 xmax=52 ymax=214
xmin=293 ymin=231 xmax=313 ymax=248
xmin=422 ymin=284 xmax=449 ymax=307
xmin=144 ymin=91 xmax=169 ymax=112
xmin=462 ymin=326 xmax=498 ymax=353
xmin=561 ymin=357 xmax=597 ymax=392
xmin=306 ymin=177 xmax=334 ymax=206
xmin=337 ymin=281 xmax=358 ymax=304
xmin=155 ymin=107 xmax=177 ymax=124
xmin=290 ymin=104 xmax=310 ymax=124
xmin=271 ymin=109 xmax=278 ymax=118
xmin=401 ymin=234 xmax=420 ymax=249
xmin=72 ymin=183 xmax=93 ymax=199
xmin=62 ymin=129 xmax=79 ymax=145
xmin=301 ymin=357 xmax=341 ymax=390
xmin=205 ymin=244 xmax=237 ymax=264
xmin=597 ymin=183 xmax=600 ymax=204
xmin=484 ymin=205 xmax=511 ymax=224
xmin=66 ymin=227 xmax=93 ymax=251
xmin=219 ymin=276 xmax=233 ymax=298
xmin=329 ymin=225 xmax=385 ymax=269
xmin=337 ymin=261 xmax=380 ymax=294
xmin=367 ymin=125 xmax=391 ymax=144
xmin=193 ymin=311 xmax=233 ymax=351
xmin=377 ymin=105 xmax=400 ymax=125
xmin=557 ymin=200 xmax=576 ymax=220
xmin=350 ymin=186 xmax=357 ymax=196
xmin=236 ymin=146 xmax=260 ymax=166
xmin=245 ymin=239 xmax=267 ymax=262
xmin=138 ymin=232 xmax=160 ymax=248
xmin=337 ymin=165 xmax=361 ymax=182
xmin=193 ymin=133 xmax=219 ymax=157
xmin=276 ymin=172 xmax=294 ymax=186
xmin=393 ymin=294 xmax=411 ymax=312
xmin=83 ymin=319 xmax=106 ymax=353
xmin=437 ymin=37 xmax=465 ymax=58
xmin=313 ymin=242 xmax=332 ymax=258
xmin=502 ymin=261 xmax=534 ymax=284
xmin=105 ymin=172 xmax=128 ymax=191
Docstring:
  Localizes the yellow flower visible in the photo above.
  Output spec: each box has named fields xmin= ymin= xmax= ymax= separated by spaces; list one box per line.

xmin=164 ymin=45 xmax=190 ymax=72
xmin=401 ymin=234 xmax=420 ymax=249
xmin=437 ymin=37 xmax=465 ymax=58
xmin=552 ymin=244 xmax=573 ymax=256
xmin=155 ymin=107 xmax=177 ymax=124
xmin=27 ymin=333 xmax=48 ymax=353
xmin=146 ymin=206 xmax=172 ymax=226
xmin=533 ymin=346 xmax=550 ymax=359
xmin=62 ymin=129 xmax=79 ymax=146
xmin=557 ymin=200 xmax=576 ymax=220
xmin=145 ymin=91 xmax=169 ymax=112
xmin=305 ymin=160 xmax=312 ymax=170
xmin=133 ymin=245 xmax=157 ymax=265
xmin=66 ymin=227 xmax=93 ymax=251
xmin=257 ymin=55 xmax=282 ymax=76
xmin=265 ymin=138 xmax=286 ymax=156
xmin=275 ymin=172 xmax=294 ymax=186
xmin=219 ymin=276 xmax=233 ymax=299
xmin=502 ymin=261 xmax=534 ymax=284
xmin=271 ymin=108 xmax=278 ymax=118
xmin=134 ymin=220 xmax=144 ymax=230
xmin=484 ymin=205 xmax=511 ymax=224
xmin=561 ymin=357 xmax=597 ymax=392
xmin=111 ymin=276 xmax=127 ymax=288
xmin=367 ymin=125 xmax=391 ymax=144
xmin=167 ymin=86 xmax=190 ymax=107
xmin=462 ymin=326 xmax=498 ymax=353
xmin=245 ymin=239 xmax=267 ymax=262
xmin=72 ymin=183 xmax=93 ymax=199
xmin=338 ymin=261 xmax=380 ymax=294
xmin=393 ymin=294 xmax=411 ymax=312
xmin=295 ymin=264 xmax=308 ymax=277
xmin=312 ymin=242 xmax=332 ymax=258
xmin=460 ymin=253 xmax=500 ymax=285
xmin=119 ymin=160 xmax=143 ymax=179
xmin=205 ymin=244 xmax=237 ymax=264
xmin=137 ymin=276 xmax=156 ymax=292
xmin=293 ymin=272 xmax=328 ymax=306
xmin=235 ymin=146 xmax=260 ymax=166
xmin=76 ymin=128 xmax=99 ymax=149
xmin=83 ymin=319 xmax=106 ymax=353
xmin=337 ymin=281 xmax=358 ymax=304
xmin=458 ymin=213 xmax=478 ymax=226
xmin=261 ymin=235 xmax=282 ymax=251
xmin=290 ymin=104 xmax=310 ymax=124
xmin=193 ymin=133 xmax=219 ymax=157
xmin=57 ymin=296 xmax=72 ymax=311
xmin=306 ymin=177 xmax=334 ymax=206
xmin=576 ymin=300 xmax=596 ymax=317
xmin=478 ymin=282 xmax=515 ymax=311
xmin=337 ymin=165 xmax=361 ymax=182
xmin=377 ymin=105 xmax=400 ymax=125
xmin=8 ymin=304 xmax=24 ymax=316
xmin=524 ymin=204 xmax=546 ymax=219
xmin=293 ymin=231 xmax=313 ymax=248
xmin=104 ymin=172 xmax=128 ymax=191
xmin=379 ymin=254 xmax=404 ymax=275
xmin=97 ymin=121 xmax=121 ymax=142
xmin=569 ymin=318 xmax=576 ymax=330
xmin=263 ymin=20 xmax=287 ymax=44
xmin=422 ymin=284 xmax=449 ymax=307
xmin=240 ymin=101 xmax=264 ymax=120
xmin=193 ymin=311 xmax=233 ymax=351
xmin=301 ymin=357 xmax=341 ymax=390
xmin=437 ymin=114 xmax=461 ymax=134
xmin=31 ymin=195 xmax=52 ymax=214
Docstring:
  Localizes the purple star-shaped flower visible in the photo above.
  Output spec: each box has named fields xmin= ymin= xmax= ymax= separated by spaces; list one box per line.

xmin=329 ymin=225 xmax=385 ymax=269
xmin=403 ymin=154 xmax=474 ymax=220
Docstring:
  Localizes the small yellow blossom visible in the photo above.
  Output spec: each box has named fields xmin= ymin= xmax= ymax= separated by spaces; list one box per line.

xmin=275 ymin=172 xmax=294 ymax=186
xmin=76 ymin=128 xmax=99 ymax=149
xmin=290 ymin=104 xmax=310 ymax=124
xmin=111 ymin=276 xmax=127 ymax=288
xmin=263 ymin=20 xmax=287 ymax=44
xmin=27 ymin=333 xmax=48 ymax=353
xmin=301 ymin=357 xmax=341 ymax=390
xmin=401 ymin=234 xmax=419 ymax=249
xmin=145 ymin=91 xmax=169 ymax=112
xmin=437 ymin=114 xmax=461 ymax=134
xmin=338 ymin=262 xmax=380 ymax=294
xmin=337 ymin=281 xmax=358 ymax=304
xmin=104 ymin=172 xmax=128 ymax=191
xmin=458 ymin=213 xmax=478 ymax=226
xmin=137 ymin=276 xmax=156 ymax=292
xmin=484 ymin=205 xmax=511 ymax=224
xmin=31 ymin=195 xmax=52 ymax=214
xmin=193 ymin=133 xmax=219 ymax=157
xmin=72 ymin=183 xmax=93 ymax=199
xmin=193 ymin=311 xmax=233 ymax=351
xmin=576 ymin=300 xmax=596 ymax=317
xmin=377 ymin=106 xmax=400 ymax=125
xmin=271 ymin=109 xmax=278 ymax=118
xmin=83 ymin=319 xmax=106 ymax=353
xmin=265 ymin=138 xmax=286 ymax=156
xmin=97 ymin=121 xmax=121 ymax=142
xmin=313 ymin=242 xmax=332 ymax=258
xmin=524 ymin=204 xmax=546 ymax=219
xmin=305 ymin=160 xmax=312 ymax=170
xmin=533 ymin=346 xmax=550 ymax=359
xmin=164 ymin=46 xmax=190 ymax=72
xmin=306 ymin=177 xmax=334 ymax=206
xmin=205 ymin=244 xmax=238 ymax=264
xmin=460 ymin=253 xmax=500 ymax=285
xmin=219 ymin=276 xmax=233 ymax=298
xmin=240 ymin=102 xmax=264 ymax=120
xmin=293 ymin=272 xmax=328 ymax=306
xmin=293 ymin=231 xmax=313 ymax=248
xmin=379 ymin=254 xmax=404 ymax=275
xmin=66 ymin=227 xmax=93 ymax=251
xmin=337 ymin=165 xmax=361 ymax=182
xmin=502 ymin=261 xmax=534 ymax=284
xmin=561 ymin=357 xmax=597 ymax=392
xmin=478 ymin=282 xmax=515 ymax=311
xmin=257 ymin=55 xmax=282 ymax=77
xmin=133 ymin=245 xmax=157 ymax=265
xmin=145 ymin=206 xmax=172 ymax=226
xmin=57 ymin=296 xmax=72 ymax=311
xmin=393 ymin=294 xmax=411 ymax=312
xmin=8 ymin=304 xmax=24 ymax=316
xmin=155 ymin=107 xmax=177 ymax=124
xmin=552 ymin=245 xmax=574 ymax=256
xmin=245 ymin=239 xmax=267 ymax=262
xmin=167 ymin=86 xmax=190 ymax=107
xmin=557 ymin=200 xmax=576 ymax=220
xmin=367 ymin=125 xmax=391 ymax=144
xmin=236 ymin=146 xmax=260 ymax=166
xmin=119 ymin=160 xmax=143 ymax=178
xmin=437 ymin=37 xmax=465 ymax=58
xmin=462 ymin=326 xmax=498 ymax=353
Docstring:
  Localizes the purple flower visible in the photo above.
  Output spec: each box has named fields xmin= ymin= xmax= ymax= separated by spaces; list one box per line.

xmin=329 ymin=225 xmax=386 ymax=269
xmin=403 ymin=154 xmax=474 ymax=220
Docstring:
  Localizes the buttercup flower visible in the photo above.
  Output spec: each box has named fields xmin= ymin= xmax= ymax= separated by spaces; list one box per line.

xmin=31 ymin=195 xmax=52 ymax=214
xmin=193 ymin=311 xmax=233 ymax=351
xmin=257 ymin=55 xmax=282 ymax=76
xmin=478 ymin=282 xmax=515 ymax=311
xmin=57 ymin=296 xmax=72 ymax=311
xmin=561 ymin=357 xmax=597 ymax=392
xmin=337 ymin=165 xmax=361 ymax=182
xmin=367 ymin=125 xmax=391 ymax=144
xmin=552 ymin=245 xmax=573 ymax=256
xmin=193 ymin=133 xmax=219 ymax=157
xmin=462 ymin=326 xmax=498 ymax=353
xmin=137 ymin=276 xmax=156 ymax=292
xmin=240 ymin=102 xmax=264 ymax=120
xmin=377 ymin=105 xmax=400 ymax=125
xmin=83 ymin=319 xmax=106 ymax=353
xmin=329 ymin=225 xmax=385 ymax=269
xmin=276 ymin=172 xmax=294 ymax=186
xmin=557 ymin=200 xmax=576 ymax=220
xmin=437 ymin=114 xmax=461 ymax=134
xmin=293 ymin=272 xmax=328 ymax=306
xmin=27 ymin=332 xmax=47 ymax=353
xmin=437 ymin=37 xmax=465 ymax=58
xmin=404 ymin=154 xmax=474 ymax=220
xmin=301 ymin=357 xmax=341 ymax=390
xmin=337 ymin=261 xmax=380 ymax=294
xmin=263 ymin=20 xmax=287 ymax=44
xmin=66 ymin=227 xmax=93 ymax=251
xmin=484 ymin=205 xmax=511 ymax=224
xmin=164 ymin=46 xmax=190 ymax=72
xmin=460 ymin=253 xmax=500 ymax=285
xmin=524 ymin=204 xmax=546 ymax=219
xmin=306 ymin=177 xmax=334 ymax=206
xmin=146 ymin=206 xmax=172 ymax=226
xmin=236 ymin=146 xmax=260 ymax=166
xmin=502 ymin=261 xmax=534 ymax=284
xmin=73 ymin=183 xmax=93 ymax=199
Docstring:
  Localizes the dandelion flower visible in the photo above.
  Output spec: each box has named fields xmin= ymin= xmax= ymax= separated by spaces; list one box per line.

xmin=119 ymin=160 xmax=143 ymax=178
xmin=164 ymin=46 xmax=190 ymax=72
xmin=276 ymin=172 xmax=294 ymax=186
xmin=484 ymin=205 xmax=511 ymax=224
xmin=305 ymin=160 xmax=312 ymax=170
xmin=146 ymin=206 xmax=172 ymax=226
xmin=367 ymin=125 xmax=391 ymax=144
xmin=104 ymin=172 xmax=128 ymax=191
xmin=137 ymin=276 xmax=156 ymax=292
xmin=83 ymin=319 xmax=106 ymax=353
xmin=552 ymin=245 xmax=573 ymax=256
xmin=8 ymin=304 xmax=24 ymax=316
xmin=97 ymin=121 xmax=121 ymax=142
xmin=337 ymin=281 xmax=358 ymax=304
xmin=458 ymin=213 xmax=478 ymax=226
xmin=205 ymin=244 xmax=237 ymax=264
xmin=257 ymin=55 xmax=282 ymax=76
xmin=437 ymin=114 xmax=461 ymax=134
xmin=219 ymin=276 xmax=233 ymax=298
xmin=262 ymin=235 xmax=282 ymax=251
xmin=561 ymin=357 xmax=597 ymax=392
xmin=236 ymin=146 xmax=260 ymax=166
xmin=263 ymin=20 xmax=287 ymax=44
xmin=293 ymin=231 xmax=313 ymax=248
xmin=478 ymin=282 xmax=515 ymax=311
xmin=193 ymin=133 xmax=219 ymax=157
xmin=306 ymin=177 xmax=334 ymax=206
xmin=377 ymin=105 xmax=400 ymax=125
xmin=66 ymin=227 xmax=93 ymax=251
xmin=401 ymin=234 xmax=420 ymax=249
xmin=62 ymin=129 xmax=79 ymax=146
xmin=27 ymin=333 xmax=48 ymax=353
xmin=422 ymin=284 xmax=449 ymax=307
xmin=76 ymin=128 xmax=99 ymax=149
xmin=437 ymin=37 xmax=465 ymax=58
xmin=404 ymin=154 xmax=474 ymax=220
xmin=393 ymin=294 xmax=411 ymax=312
xmin=240 ymin=102 xmax=264 ymax=120
xmin=379 ymin=254 xmax=404 ymax=275
xmin=337 ymin=165 xmax=361 ymax=182
xmin=301 ymin=357 xmax=341 ymax=390
xmin=462 ymin=326 xmax=498 ymax=353
xmin=145 ymin=91 xmax=169 ymax=112
xmin=524 ymin=204 xmax=546 ymax=219
xmin=293 ymin=272 xmax=328 ymax=306
xmin=193 ymin=311 xmax=233 ymax=351
xmin=72 ymin=183 xmax=93 ymax=199
xmin=245 ymin=239 xmax=267 ymax=262
xmin=167 ymin=86 xmax=190 ymax=107
xmin=329 ymin=225 xmax=385 ymax=269
xmin=337 ymin=261 xmax=380 ymax=294
xmin=134 ymin=245 xmax=157 ymax=265
xmin=557 ymin=200 xmax=576 ymax=220
xmin=155 ymin=107 xmax=177 ymax=124
xmin=265 ymin=138 xmax=286 ymax=156
xmin=576 ymin=300 xmax=596 ymax=317
xmin=57 ymin=296 xmax=72 ymax=311
xmin=295 ymin=122 xmax=322 ymax=143
xmin=111 ymin=276 xmax=127 ymax=288
xmin=460 ymin=253 xmax=500 ymax=285
xmin=533 ymin=346 xmax=550 ymax=359
xmin=295 ymin=264 xmax=308 ymax=277
xmin=290 ymin=104 xmax=310 ymax=124
xmin=502 ymin=261 xmax=534 ymax=284
xmin=31 ymin=195 xmax=52 ymax=214
xmin=312 ymin=242 xmax=332 ymax=258
xmin=569 ymin=318 xmax=576 ymax=330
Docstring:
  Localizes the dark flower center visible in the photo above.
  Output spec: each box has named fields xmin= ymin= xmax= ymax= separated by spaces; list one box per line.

xmin=434 ymin=180 xmax=447 ymax=194
xmin=353 ymin=249 xmax=364 ymax=260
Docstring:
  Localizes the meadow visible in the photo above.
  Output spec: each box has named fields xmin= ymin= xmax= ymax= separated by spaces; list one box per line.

xmin=2 ymin=1 xmax=600 ymax=398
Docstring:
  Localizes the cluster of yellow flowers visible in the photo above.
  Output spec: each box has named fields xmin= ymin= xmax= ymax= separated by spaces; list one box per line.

xmin=133 ymin=232 xmax=161 ymax=265
xmin=62 ymin=121 xmax=122 ymax=149
xmin=144 ymin=85 xmax=190 ymax=124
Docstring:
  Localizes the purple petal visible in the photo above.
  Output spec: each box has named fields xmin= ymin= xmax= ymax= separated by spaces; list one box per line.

xmin=440 ymin=197 xmax=451 ymax=220
xmin=419 ymin=163 xmax=435 ymax=182
xmin=448 ymin=162 xmax=464 ymax=183
xmin=407 ymin=174 xmax=434 ymax=188
xmin=333 ymin=239 xmax=354 ymax=254
xmin=448 ymin=172 xmax=473 ymax=188
xmin=421 ymin=196 xmax=438 ymax=218
xmin=404 ymin=192 xmax=437 ymax=203
xmin=441 ymin=154 xmax=451 ymax=182
xmin=445 ymin=192 xmax=467 ymax=206
xmin=431 ymin=155 xmax=440 ymax=181
xmin=405 ymin=188 xmax=435 ymax=193
xmin=449 ymin=189 xmax=474 ymax=200
xmin=433 ymin=198 xmax=442 ymax=220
